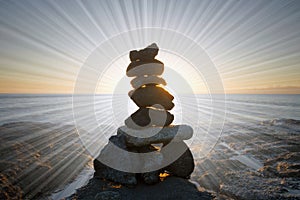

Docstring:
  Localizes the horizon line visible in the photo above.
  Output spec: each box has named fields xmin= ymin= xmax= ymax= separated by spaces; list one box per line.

xmin=0 ymin=93 xmax=299 ymax=95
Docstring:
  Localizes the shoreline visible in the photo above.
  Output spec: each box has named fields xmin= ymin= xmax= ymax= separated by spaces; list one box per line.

xmin=50 ymin=164 xmax=94 ymax=200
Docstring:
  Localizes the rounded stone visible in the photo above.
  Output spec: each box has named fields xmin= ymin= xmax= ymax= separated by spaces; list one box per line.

xmin=93 ymin=135 xmax=138 ymax=185
xmin=129 ymin=85 xmax=174 ymax=110
xmin=141 ymin=171 xmax=160 ymax=185
xmin=126 ymin=60 xmax=164 ymax=77
xmin=138 ymin=145 xmax=164 ymax=185
xmin=129 ymin=43 xmax=159 ymax=61
xmin=164 ymin=141 xmax=195 ymax=178
xmin=125 ymin=108 xmax=174 ymax=129
xmin=131 ymin=75 xmax=166 ymax=89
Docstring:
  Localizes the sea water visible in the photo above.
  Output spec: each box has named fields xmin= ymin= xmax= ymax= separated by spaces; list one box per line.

xmin=0 ymin=94 xmax=299 ymax=199
xmin=1 ymin=94 xmax=299 ymax=158
xmin=1 ymin=94 xmax=299 ymax=126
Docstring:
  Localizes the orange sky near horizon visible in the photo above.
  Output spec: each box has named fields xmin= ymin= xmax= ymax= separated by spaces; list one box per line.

xmin=0 ymin=1 xmax=300 ymax=95
xmin=1 ymin=63 xmax=299 ymax=95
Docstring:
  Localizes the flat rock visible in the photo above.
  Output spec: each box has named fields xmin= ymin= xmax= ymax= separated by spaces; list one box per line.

xmin=66 ymin=176 xmax=214 ymax=200
xmin=125 ymin=108 xmax=174 ymax=129
xmin=126 ymin=60 xmax=164 ymax=77
xmin=117 ymin=125 xmax=193 ymax=147
xmin=129 ymin=43 xmax=159 ymax=61
xmin=131 ymin=75 xmax=166 ymax=89
xmin=164 ymin=141 xmax=195 ymax=178
xmin=129 ymin=86 xmax=174 ymax=110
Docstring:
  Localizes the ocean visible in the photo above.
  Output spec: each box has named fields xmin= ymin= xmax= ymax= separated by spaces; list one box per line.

xmin=0 ymin=94 xmax=299 ymax=199
xmin=1 ymin=94 xmax=299 ymax=126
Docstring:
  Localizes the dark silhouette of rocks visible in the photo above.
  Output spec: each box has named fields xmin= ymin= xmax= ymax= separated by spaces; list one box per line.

xmin=131 ymin=76 xmax=166 ymax=89
xmin=125 ymin=108 xmax=174 ymax=128
xmin=129 ymin=43 xmax=159 ymax=61
xmin=94 ymin=134 xmax=138 ymax=186
xmin=94 ymin=191 xmax=121 ymax=200
xmin=126 ymin=60 xmax=164 ymax=77
xmin=137 ymin=145 xmax=162 ymax=185
xmin=129 ymin=86 xmax=174 ymax=110
xmin=164 ymin=142 xmax=195 ymax=178
xmin=91 ymin=43 xmax=205 ymax=199
xmin=67 ymin=176 xmax=213 ymax=200
xmin=118 ymin=125 xmax=193 ymax=147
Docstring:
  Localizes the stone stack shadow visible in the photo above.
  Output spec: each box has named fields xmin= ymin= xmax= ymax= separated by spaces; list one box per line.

xmin=94 ymin=43 xmax=195 ymax=186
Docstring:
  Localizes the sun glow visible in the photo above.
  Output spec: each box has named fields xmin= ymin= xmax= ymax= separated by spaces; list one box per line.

xmin=95 ymin=51 xmax=209 ymax=95
xmin=1 ymin=0 xmax=299 ymax=94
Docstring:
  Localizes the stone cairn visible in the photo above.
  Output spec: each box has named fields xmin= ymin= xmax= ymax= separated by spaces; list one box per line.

xmin=94 ymin=43 xmax=195 ymax=186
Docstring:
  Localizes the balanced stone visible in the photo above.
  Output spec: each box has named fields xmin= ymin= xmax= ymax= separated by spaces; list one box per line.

xmin=125 ymin=108 xmax=174 ymax=129
xmin=92 ymin=43 xmax=196 ymax=189
xmin=129 ymin=43 xmax=159 ymax=61
xmin=126 ymin=60 xmax=164 ymax=77
xmin=138 ymin=145 xmax=163 ymax=185
xmin=94 ymin=134 xmax=139 ymax=185
xmin=117 ymin=125 xmax=193 ymax=147
xmin=164 ymin=141 xmax=195 ymax=178
xmin=129 ymin=85 xmax=174 ymax=110
xmin=131 ymin=76 xmax=166 ymax=89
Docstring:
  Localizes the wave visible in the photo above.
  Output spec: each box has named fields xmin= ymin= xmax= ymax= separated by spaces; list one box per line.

xmin=260 ymin=118 xmax=300 ymax=126
xmin=0 ymin=121 xmax=92 ymax=199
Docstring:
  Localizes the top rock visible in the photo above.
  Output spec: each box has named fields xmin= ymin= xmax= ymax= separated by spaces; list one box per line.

xmin=130 ymin=43 xmax=159 ymax=61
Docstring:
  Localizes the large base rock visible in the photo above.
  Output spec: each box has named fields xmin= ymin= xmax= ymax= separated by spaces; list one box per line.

xmin=138 ymin=145 xmax=163 ymax=185
xmin=94 ymin=160 xmax=137 ymax=186
xmin=93 ymin=135 xmax=138 ymax=185
xmin=94 ymin=126 xmax=195 ymax=186
xmin=140 ymin=171 xmax=160 ymax=185
xmin=94 ymin=136 xmax=165 ymax=186
xmin=164 ymin=141 xmax=195 ymax=178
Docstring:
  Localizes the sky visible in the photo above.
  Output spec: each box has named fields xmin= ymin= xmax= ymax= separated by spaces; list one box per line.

xmin=0 ymin=0 xmax=300 ymax=94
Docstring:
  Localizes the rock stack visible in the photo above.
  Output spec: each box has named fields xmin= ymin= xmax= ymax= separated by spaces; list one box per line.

xmin=94 ymin=43 xmax=195 ymax=186
xmin=125 ymin=43 xmax=174 ymax=129
xmin=125 ymin=44 xmax=174 ymax=129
